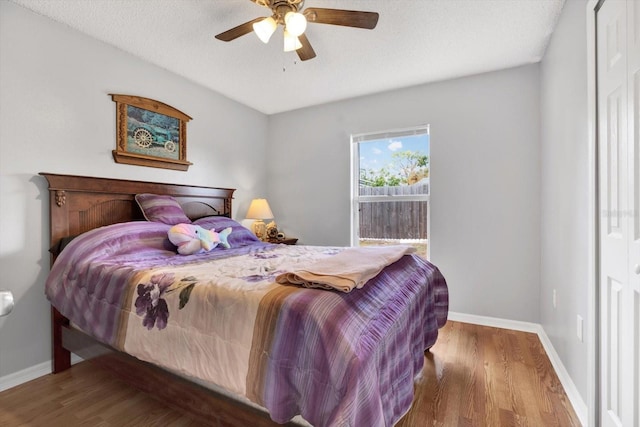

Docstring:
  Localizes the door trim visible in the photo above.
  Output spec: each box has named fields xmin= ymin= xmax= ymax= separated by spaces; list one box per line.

xmin=586 ymin=1 xmax=602 ymax=426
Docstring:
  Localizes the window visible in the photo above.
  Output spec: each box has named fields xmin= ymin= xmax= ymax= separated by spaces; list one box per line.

xmin=350 ymin=125 xmax=430 ymax=258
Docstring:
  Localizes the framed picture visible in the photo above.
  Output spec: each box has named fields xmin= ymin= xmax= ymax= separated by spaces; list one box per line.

xmin=110 ymin=94 xmax=192 ymax=171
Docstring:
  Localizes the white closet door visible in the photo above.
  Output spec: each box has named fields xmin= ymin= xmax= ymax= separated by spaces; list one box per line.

xmin=597 ymin=1 xmax=639 ymax=426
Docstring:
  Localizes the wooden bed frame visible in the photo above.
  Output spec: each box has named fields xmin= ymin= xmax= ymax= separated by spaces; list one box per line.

xmin=40 ymin=173 xmax=295 ymax=426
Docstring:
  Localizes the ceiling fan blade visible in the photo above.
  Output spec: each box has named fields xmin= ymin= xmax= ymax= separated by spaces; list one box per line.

xmin=296 ymin=33 xmax=316 ymax=61
xmin=215 ymin=17 xmax=264 ymax=42
xmin=303 ymin=8 xmax=379 ymax=30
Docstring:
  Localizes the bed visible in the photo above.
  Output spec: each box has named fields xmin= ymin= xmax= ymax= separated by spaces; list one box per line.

xmin=41 ymin=172 xmax=448 ymax=427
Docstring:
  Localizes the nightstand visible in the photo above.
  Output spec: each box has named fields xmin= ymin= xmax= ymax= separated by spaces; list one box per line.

xmin=267 ymin=237 xmax=298 ymax=245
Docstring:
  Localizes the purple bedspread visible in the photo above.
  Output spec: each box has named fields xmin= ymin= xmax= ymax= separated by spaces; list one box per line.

xmin=248 ymin=254 xmax=448 ymax=426
xmin=45 ymin=219 xmax=448 ymax=426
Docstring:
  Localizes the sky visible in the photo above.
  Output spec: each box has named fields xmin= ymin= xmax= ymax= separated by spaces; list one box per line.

xmin=358 ymin=133 xmax=430 ymax=175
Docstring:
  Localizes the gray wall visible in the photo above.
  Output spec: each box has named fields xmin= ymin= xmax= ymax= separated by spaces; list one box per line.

xmin=0 ymin=1 xmax=268 ymax=378
xmin=539 ymin=0 xmax=589 ymax=401
xmin=268 ymin=65 xmax=542 ymax=322
xmin=1 ymin=1 xmax=591 ymax=410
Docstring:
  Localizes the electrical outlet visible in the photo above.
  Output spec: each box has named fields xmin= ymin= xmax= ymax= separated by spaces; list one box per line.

xmin=577 ymin=315 xmax=583 ymax=342
xmin=552 ymin=289 xmax=557 ymax=309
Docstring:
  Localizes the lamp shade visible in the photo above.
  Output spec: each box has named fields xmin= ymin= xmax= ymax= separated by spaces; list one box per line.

xmin=246 ymin=198 xmax=274 ymax=220
xmin=253 ymin=17 xmax=277 ymax=43
xmin=285 ymin=11 xmax=307 ymax=37
xmin=283 ymin=30 xmax=302 ymax=52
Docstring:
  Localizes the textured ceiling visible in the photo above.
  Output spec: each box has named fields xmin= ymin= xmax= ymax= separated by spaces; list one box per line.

xmin=11 ymin=0 xmax=565 ymax=114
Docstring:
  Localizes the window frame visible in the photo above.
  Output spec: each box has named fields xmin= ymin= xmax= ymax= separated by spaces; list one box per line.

xmin=350 ymin=125 xmax=430 ymax=257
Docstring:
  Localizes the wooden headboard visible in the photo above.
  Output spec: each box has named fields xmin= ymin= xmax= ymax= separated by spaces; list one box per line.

xmin=40 ymin=173 xmax=235 ymax=260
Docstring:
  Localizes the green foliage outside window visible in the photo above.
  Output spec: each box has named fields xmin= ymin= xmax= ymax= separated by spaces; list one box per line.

xmin=360 ymin=150 xmax=429 ymax=187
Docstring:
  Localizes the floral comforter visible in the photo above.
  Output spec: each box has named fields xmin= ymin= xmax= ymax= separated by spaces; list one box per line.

xmin=45 ymin=218 xmax=448 ymax=427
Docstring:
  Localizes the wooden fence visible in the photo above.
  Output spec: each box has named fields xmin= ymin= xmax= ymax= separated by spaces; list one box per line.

xmin=358 ymin=183 xmax=428 ymax=240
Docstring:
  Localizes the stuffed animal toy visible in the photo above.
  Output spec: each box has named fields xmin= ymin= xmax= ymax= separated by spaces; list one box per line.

xmin=168 ymin=223 xmax=232 ymax=255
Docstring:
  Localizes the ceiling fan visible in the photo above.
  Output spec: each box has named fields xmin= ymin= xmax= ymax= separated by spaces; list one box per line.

xmin=215 ymin=0 xmax=379 ymax=61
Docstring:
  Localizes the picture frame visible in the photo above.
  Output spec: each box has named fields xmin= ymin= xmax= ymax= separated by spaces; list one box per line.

xmin=110 ymin=94 xmax=193 ymax=171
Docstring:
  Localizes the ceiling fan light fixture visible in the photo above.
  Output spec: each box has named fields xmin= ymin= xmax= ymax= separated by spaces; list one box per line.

xmin=253 ymin=16 xmax=277 ymax=43
xmin=283 ymin=29 xmax=302 ymax=52
xmin=215 ymin=3 xmax=379 ymax=62
xmin=284 ymin=11 xmax=307 ymax=37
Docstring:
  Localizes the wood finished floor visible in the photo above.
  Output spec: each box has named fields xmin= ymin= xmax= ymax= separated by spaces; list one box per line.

xmin=0 ymin=321 xmax=581 ymax=426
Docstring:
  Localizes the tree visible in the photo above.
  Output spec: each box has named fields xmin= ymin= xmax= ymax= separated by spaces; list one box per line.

xmin=360 ymin=167 xmax=400 ymax=187
xmin=392 ymin=151 xmax=429 ymax=184
xmin=360 ymin=150 xmax=429 ymax=187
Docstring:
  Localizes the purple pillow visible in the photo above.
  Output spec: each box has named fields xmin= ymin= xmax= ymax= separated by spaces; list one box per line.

xmin=135 ymin=193 xmax=191 ymax=225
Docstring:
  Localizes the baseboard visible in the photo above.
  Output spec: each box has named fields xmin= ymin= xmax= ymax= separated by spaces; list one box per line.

xmin=536 ymin=326 xmax=588 ymax=426
xmin=0 ymin=360 xmax=50 ymax=393
xmin=0 ymin=354 xmax=84 ymax=393
xmin=448 ymin=311 xmax=541 ymax=333
xmin=448 ymin=312 xmax=588 ymax=426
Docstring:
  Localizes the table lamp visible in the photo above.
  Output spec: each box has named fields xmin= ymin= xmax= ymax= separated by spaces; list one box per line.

xmin=246 ymin=198 xmax=274 ymax=241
